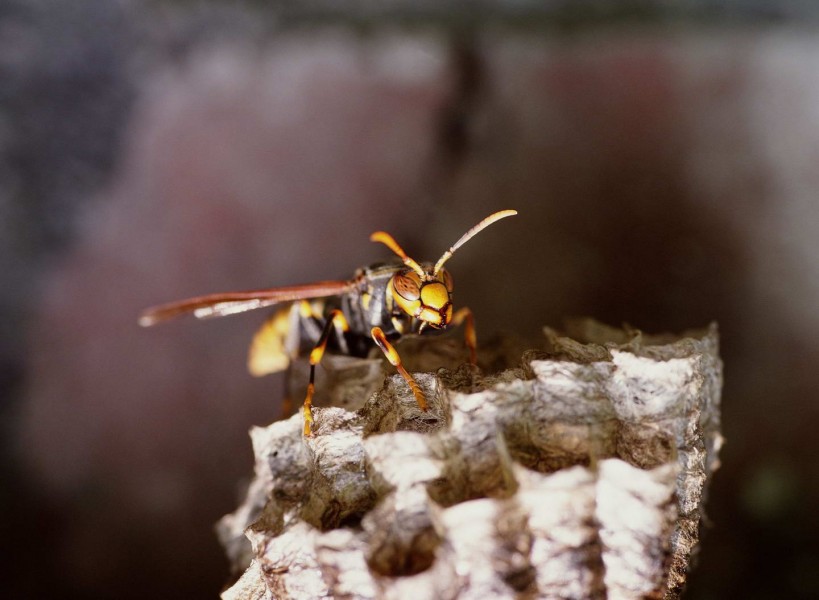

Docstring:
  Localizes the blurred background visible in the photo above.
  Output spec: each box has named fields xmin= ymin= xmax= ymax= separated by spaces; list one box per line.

xmin=2 ymin=1 xmax=819 ymax=598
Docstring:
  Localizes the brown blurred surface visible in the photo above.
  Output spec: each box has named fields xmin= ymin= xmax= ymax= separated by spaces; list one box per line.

xmin=3 ymin=3 xmax=819 ymax=599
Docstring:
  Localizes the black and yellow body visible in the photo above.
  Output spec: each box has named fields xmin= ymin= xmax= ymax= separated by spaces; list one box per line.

xmin=249 ymin=260 xmax=450 ymax=371
xmin=248 ymin=259 xmax=468 ymax=434
xmin=344 ymin=261 xmax=454 ymax=340
xmin=139 ymin=210 xmax=516 ymax=436
xmin=344 ymin=261 xmax=415 ymax=343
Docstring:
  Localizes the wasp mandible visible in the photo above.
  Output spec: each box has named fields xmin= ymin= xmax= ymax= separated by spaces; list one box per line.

xmin=139 ymin=209 xmax=517 ymax=435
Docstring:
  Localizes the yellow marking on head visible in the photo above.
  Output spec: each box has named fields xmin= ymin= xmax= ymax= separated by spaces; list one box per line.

xmin=418 ymin=307 xmax=443 ymax=325
xmin=420 ymin=282 xmax=449 ymax=310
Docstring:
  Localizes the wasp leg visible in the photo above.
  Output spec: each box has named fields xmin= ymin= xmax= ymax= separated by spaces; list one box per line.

xmin=279 ymin=302 xmax=310 ymax=419
xmin=296 ymin=298 xmax=352 ymax=356
xmin=331 ymin=312 xmax=350 ymax=356
xmin=451 ymin=307 xmax=477 ymax=365
xmin=303 ymin=309 xmax=350 ymax=436
xmin=371 ymin=327 xmax=427 ymax=411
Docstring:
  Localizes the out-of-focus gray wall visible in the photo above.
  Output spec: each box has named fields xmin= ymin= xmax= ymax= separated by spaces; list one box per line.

xmin=3 ymin=2 xmax=819 ymax=598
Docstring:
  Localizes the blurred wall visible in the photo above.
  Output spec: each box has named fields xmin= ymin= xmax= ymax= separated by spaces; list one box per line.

xmin=3 ymin=2 xmax=819 ymax=599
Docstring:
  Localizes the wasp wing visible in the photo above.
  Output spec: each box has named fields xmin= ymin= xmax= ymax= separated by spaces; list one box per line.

xmin=138 ymin=280 xmax=354 ymax=327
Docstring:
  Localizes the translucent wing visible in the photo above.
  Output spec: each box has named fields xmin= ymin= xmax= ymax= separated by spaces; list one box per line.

xmin=138 ymin=280 xmax=354 ymax=327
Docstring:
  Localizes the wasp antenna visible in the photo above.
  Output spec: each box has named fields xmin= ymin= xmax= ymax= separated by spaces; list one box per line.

xmin=370 ymin=231 xmax=426 ymax=277
xmin=433 ymin=209 xmax=518 ymax=275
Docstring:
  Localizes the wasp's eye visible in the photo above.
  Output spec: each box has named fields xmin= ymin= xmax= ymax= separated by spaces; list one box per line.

xmin=393 ymin=273 xmax=421 ymax=301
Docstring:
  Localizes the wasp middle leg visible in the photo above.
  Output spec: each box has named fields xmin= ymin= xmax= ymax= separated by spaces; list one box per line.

xmin=302 ymin=309 xmax=350 ymax=436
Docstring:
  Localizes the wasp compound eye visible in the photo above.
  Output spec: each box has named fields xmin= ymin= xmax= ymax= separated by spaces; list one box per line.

xmin=393 ymin=272 xmax=421 ymax=301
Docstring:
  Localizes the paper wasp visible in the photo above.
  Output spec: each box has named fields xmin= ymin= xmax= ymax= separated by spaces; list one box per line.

xmin=139 ymin=210 xmax=517 ymax=435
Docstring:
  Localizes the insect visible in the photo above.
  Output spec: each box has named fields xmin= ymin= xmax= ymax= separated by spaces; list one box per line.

xmin=139 ymin=209 xmax=517 ymax=435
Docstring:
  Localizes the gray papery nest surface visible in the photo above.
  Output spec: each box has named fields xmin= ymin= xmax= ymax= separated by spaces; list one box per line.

xmin=217 ymin=319 xmax=723 ymax=600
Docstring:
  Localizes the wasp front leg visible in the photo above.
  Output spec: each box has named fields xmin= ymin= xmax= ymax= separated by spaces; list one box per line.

xmin=302 ymin=309 xmax=350 ymax=436
xmin=451 ymin=307 xmax=477 ymax=365
xmin=371 ymin=327 xmax=427 ymax=411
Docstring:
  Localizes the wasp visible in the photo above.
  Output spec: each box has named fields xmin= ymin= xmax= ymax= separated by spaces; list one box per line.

xmin=139 ymin=210 xmax=517 ymax=435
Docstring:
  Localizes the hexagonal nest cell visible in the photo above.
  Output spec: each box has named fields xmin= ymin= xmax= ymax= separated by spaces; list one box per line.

xmin=217 ymin=319 xmax=722 ymax=599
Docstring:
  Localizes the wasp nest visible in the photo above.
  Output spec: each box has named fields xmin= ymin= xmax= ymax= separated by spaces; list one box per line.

xmin=217 ymin=319 xmax=722 ymax=599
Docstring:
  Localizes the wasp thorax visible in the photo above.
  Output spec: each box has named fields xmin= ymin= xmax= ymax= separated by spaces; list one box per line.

xmin=391 ymin=268 xmax=453 ymax=328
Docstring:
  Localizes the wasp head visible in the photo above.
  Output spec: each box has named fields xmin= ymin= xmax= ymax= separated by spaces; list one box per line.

xmin=390 ymin=266 xmax=454 ymax=330
xmin=370 ymin=210 xmax=517 ymax=333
